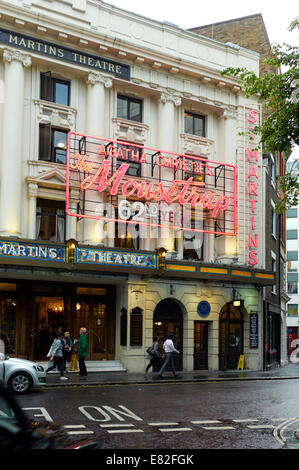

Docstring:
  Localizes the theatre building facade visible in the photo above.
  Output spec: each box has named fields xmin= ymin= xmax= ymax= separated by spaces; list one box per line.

xmin=0 ymin=0 xmax=279 ymax=372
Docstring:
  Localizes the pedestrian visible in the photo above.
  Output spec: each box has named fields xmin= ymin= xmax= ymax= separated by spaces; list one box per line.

xmin=46 ymin=333 xmax=68 ymax=381
xmin=63 ymin=331 xmax=73 ymax=372
xmin=144 ymin=336 xmax=162 ymax=378
xmin=78 ymin=327 xmax=88 ymax=380
xmin=157 ymin=333 xmax=180 ymax=379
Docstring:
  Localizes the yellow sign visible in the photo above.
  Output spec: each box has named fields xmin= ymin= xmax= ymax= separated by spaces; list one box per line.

xmin=237 ymin=355 xmax=247 ymax=370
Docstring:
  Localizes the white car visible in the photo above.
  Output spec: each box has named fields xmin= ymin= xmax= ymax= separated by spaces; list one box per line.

xmin=0 ymin=355 xmax=46 ymax=394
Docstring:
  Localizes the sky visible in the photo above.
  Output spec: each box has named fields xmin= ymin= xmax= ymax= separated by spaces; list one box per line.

xmin=107 ymin=0 xmax=298 ymax=46
xmin=107 ymin=0 xmax=298 ymax=162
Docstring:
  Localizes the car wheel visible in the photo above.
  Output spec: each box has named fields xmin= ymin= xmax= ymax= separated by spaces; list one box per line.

xmin=7 ymin=372 xmax=32 ymax=394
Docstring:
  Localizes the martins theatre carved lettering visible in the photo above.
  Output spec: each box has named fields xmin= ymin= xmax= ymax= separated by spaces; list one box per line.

xmin=0 ymin=28 xmax=130 ymax=80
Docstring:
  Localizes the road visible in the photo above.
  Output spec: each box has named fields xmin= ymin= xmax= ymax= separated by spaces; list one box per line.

xmin=15 ymin=378 xmax=299 ymax=450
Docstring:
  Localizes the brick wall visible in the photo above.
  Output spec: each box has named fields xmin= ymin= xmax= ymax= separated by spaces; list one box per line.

xmin=189 ymin=14 xmax=276 ymax=77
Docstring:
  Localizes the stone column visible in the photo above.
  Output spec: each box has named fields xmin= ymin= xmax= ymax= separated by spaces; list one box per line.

xmin=27 ymin=183 xmax=38 ymax=239
xmin=66 ymin=189 xmax=79 ymax=240
xmin=83 ymin=72 xmax=112 ymax=245
xmin=0 ymin=50 xmax=31 ymax=237
xmin=157 ymin=92 xmax=182 ymax=256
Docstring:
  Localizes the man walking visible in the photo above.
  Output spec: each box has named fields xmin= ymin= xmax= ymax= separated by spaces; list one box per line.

xmin=158 ymin=334 xmax=180 ymax=379
xmin=78 ymin=327 xmax=88 ymax=380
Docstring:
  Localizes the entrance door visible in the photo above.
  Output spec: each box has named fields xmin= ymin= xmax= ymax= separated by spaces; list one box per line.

xmin=153 ymin=299 xmax=183 ymax=371
xmin=194 ymin=321 xmax=208 ymax=370
xmin=34 ymin=296 xmax=64 ymax=360
xmin=74 ymin=286 xmax=116 ymax=360
xmin=219 ymin=302 xmax=243 ymax=370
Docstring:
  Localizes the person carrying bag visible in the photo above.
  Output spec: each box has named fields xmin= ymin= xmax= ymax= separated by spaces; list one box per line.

xmin=144 ymin=336 xmax=162 ymax=378
xmin=45 ymin=334 xmax=68 ymax=381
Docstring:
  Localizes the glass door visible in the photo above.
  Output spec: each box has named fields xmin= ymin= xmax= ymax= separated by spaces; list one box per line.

xmin=194 ymin=321 xmax=208 ymax=370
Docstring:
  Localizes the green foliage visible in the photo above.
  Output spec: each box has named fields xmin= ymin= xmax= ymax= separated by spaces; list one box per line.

xmin=221 ymin=21 xmax=299 ymax=212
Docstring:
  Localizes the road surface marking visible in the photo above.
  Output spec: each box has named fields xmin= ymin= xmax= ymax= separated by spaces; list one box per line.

xmin=99 ymin=424 xmax=135 ymax=428
xmin=107 ymin=429 xmax=144 ymax=434
xmin=202 ymin=426 xmax=235 ymax=430
xmin=191 ymin=420 xmax=222 ymax=425
xmin=66 ymin=431 xmax=94 ymax=435
xmin=149 ymin=422 xmax=179 ymax=426
xmin=63 ymin=425 xmax=86 ymax=429
xmin=159 ymin=428 xmax=192 ymax=432
xmin=232 ymin=419 xmax=258 ymax=423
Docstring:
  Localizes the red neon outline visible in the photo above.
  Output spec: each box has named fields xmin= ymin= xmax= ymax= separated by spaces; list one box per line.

xmin=66 ymin=131 xmax=237 ymax=237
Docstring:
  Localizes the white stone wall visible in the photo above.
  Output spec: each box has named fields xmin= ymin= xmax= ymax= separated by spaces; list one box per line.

xmin=0 ymin=0 xmax=266 ymax=372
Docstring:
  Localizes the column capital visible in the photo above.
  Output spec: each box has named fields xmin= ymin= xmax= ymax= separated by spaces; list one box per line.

xmin=28 ymin=182 xmax=38 ymax=198
xmin=3 ymin=49 xmax=32 ymax=67
xmin=159 ymin=91 xmax=181 ymax=107
xmin=87 ymin=72 xmax=113 ymax=88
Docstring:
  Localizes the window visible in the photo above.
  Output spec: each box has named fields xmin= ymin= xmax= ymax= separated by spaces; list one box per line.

xmin=130 ymin=307 xmax=143 ymax=346
xmin=288 ymin=260 xmax=298 ymax=272
xmin=287 ymin=273 xmax=298 ymax=294
xmin=271 ymin=254 xmax=277 ymax=294
xmin=39 ymin=124 xmax=67 ymax=164
xmin=271 ymin=201 xmax=276 ymax=238
xmin=287 ymin=208 xmax=297 ymax=218
xmin=40 ymin=72 xmax=70 ymax=106
xmin=36 ymin=199 xmax=66 ymax=242
xmin=287 ymin=230 xmax=298 ymax=240
xmin=184 ymin=112 xmax=206 ymax=137
xmin=288 ymin=304 xmax=298 ymax=316
xmin=287 ymin=251 xmax=298 ymax=261
xmin=115 ymin=208 xmax=140 ymax=250
xmin=117 ymin=94 xmax=142 ymax=122
xmin=115 ymin=143 xmax=141 ymax=177
xmin=270 ymin=153 xmax=277 ymax=182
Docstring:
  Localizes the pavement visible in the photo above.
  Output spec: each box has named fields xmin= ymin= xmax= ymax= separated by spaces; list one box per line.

xmin=43 ymin=361 xmax=299 ymax=388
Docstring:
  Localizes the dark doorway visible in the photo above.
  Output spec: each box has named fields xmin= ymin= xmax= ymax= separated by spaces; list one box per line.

xmin=153 ymin=298 xmax=183 ymax=371
xmin=194 ymin=321 xmax=208 ymax=370
xmin=219 ymin=302 xmax=243 ymax=370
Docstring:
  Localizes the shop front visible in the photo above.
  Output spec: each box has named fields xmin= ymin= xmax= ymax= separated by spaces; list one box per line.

xmin=0 ymin=238 xmax=276 ymax=371
xmin=0 ymin=279 xmax=116 ymax=362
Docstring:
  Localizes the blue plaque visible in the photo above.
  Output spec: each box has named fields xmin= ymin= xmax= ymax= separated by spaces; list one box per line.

xmin=197 ymin=301 xmax=211 ymax=318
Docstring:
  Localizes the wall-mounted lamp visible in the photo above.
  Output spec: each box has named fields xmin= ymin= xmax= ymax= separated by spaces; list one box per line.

xmin=66 ymin=238 xmax=77 ymax=264
xmin=232 ymin=287 xmax=244 ymax=307
xmin=157 ymin=247 xmax=167 ymax=271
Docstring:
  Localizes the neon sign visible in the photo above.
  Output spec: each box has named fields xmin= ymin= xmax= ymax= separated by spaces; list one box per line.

xmin=247 ymin=109 xmax=260 ymax=266
xmin=66 ymin=132 xmax=237 ymax=236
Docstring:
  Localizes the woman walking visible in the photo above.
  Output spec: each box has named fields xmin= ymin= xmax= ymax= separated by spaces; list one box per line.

xmin=145 ymin=336 xmax=162 ymax=378
xmin=46 ymin=333 xmax=68 ymax=381
xmin=78 ymin=327 xmax=88 ymax=380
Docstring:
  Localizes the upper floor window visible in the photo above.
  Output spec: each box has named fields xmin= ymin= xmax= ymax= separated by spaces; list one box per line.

xmin=287 ymin=230 xmax=298 ymax=240
xmin=288 ymin=304 xmax=298 ymax=316
xmin=39 ymin=124 xmax=67 ymax=164
xmin=287 ymin=208 xmax=298 ymax=218
xmin=115 ymin=143 xmax=142 ymax=177
xmin=271 ymin=254 xmax=277 ymax=294
xmin=271 ymin=201 xmax=276 ymax=238
xmin=117 ymin=94 xmax=142 ymax=122
xmin=40 ymin=72 xmax=70 ymax=106
xmin=36 ymin=199 xmax=65 ymax=242
xmin=184 ymin=112 xmax=206 ymax=137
